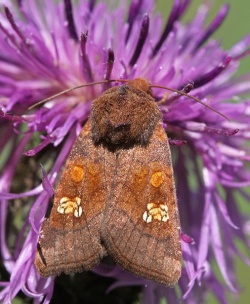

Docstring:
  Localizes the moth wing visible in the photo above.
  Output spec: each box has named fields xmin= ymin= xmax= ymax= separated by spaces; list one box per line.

xmin=101 ymin=122 xmax=182 ymax=286
xmin=36 ymin=121 xmax=109 ymax=276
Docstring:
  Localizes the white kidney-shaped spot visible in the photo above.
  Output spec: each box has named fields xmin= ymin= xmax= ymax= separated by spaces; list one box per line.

xmin=142 ymin=202 xmax=169 ymax=223
xmin=57 ymin=196 xmax=82 ymax=218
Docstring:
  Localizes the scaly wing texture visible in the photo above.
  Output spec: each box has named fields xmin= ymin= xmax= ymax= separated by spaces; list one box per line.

xmin=101 ymin=122 xmax=181 ymax=286
xmin=36 ymin=121 xmax=112 ymax=276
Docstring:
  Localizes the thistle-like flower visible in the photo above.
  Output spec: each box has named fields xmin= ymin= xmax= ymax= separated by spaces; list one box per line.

xmin=0 ymin=1 xmax=250 ymax=303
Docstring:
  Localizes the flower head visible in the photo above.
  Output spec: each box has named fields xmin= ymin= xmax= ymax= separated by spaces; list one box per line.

xmin=0 ymin=0 xmax=250 ymax=303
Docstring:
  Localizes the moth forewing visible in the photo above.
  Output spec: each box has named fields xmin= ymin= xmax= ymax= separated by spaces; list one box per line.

xmin=35 ymin=121 xmax=108 ymax=276
xmin=101 ymin=122 xmax=181 ymax=286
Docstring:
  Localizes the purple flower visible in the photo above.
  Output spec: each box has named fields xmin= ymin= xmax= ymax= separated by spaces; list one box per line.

xmin=0 ymin=0 xmax=250 ymax=303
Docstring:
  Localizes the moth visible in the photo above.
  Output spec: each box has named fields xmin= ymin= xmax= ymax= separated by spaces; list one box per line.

xmin=35 ymin=78 xmax=182 ymax=286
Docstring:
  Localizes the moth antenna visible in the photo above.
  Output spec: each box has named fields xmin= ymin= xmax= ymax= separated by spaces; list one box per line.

xmin=28 ymin=78 xmax=135 ymax=110
xmin=151 ymin=84 xmax=230 ymax=122
xmin=28 ymin=80 xmax=114 ymax=110
xmin=28 ymin=79 xmax=230 ymax=122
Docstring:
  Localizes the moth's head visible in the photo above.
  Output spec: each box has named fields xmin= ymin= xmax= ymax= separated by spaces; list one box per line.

xmin=91 ymin=79 xmax=162 ymax=146
xmin=126 ymin=78 xmax=152 ymax=96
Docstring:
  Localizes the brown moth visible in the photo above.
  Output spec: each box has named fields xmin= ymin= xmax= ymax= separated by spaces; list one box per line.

xmin=35 ymin=78 xmax=182 ymax=286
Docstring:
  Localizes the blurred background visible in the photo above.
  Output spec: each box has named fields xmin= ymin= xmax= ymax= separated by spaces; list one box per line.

xmin=156 ymin=0 xmax=250 ymax=76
